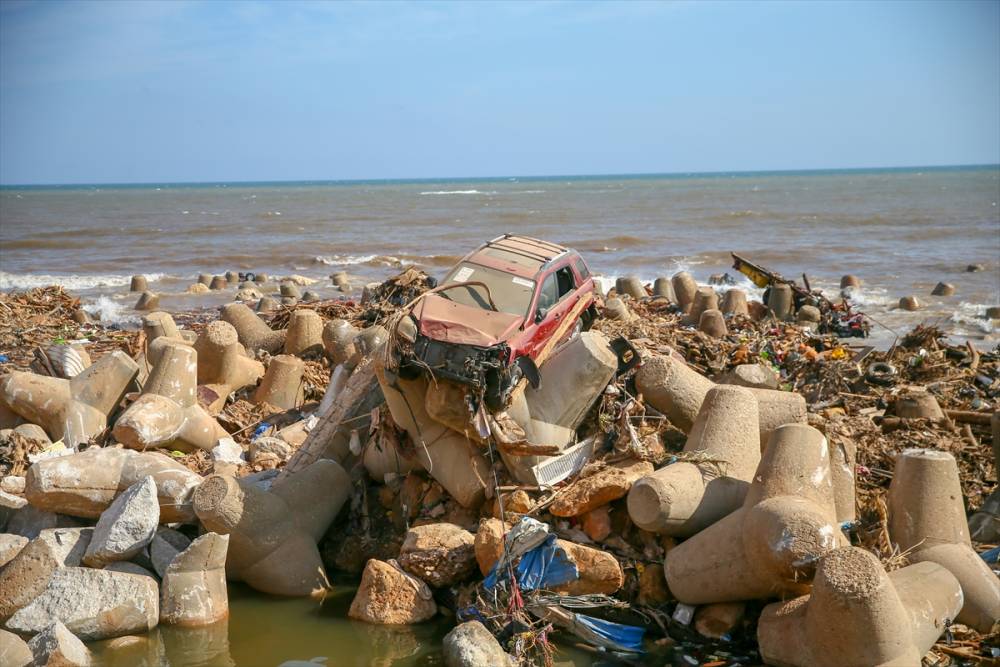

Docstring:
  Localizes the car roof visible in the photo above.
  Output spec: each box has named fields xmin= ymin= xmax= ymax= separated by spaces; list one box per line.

xmin=464 ymin=235 xmax=569 ymax=278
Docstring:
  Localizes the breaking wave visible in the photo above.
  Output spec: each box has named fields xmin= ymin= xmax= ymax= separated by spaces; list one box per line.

xmin=0 ymin=272 xmax=168 ymax=291
xmin=82 ymin=296 xmax=139 ymax=327
xmin=313 ymin=254 xmax=402 ymax=267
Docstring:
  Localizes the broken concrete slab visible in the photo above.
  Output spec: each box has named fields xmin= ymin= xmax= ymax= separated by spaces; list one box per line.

xmin=664 ymin=424 xmax=844 ymax=604
xmin=398 ymin=523 xmax=476 ymax=588
xmin=757 ymin=547 xmax=963 ymax=667
xmin=83 ymin=476 xmax=159 ymax=567
xmin=193 ymin=459 xmax=351 ymax=596
xmin=27 ymin=620 xmax=92 ymax=667
xmin=348 ymin=558 xmax=437 ymax=625
xmin=160 ymin=532 xmax=230 ymax=626
xmin=888 ymin=448 xmax=1000 ymax=632
xmin=0 ymin=351 xmax=139 ymax=447
xmin=4 ymin=506 xmax=81 ymax=540
xmin=7 ymin=567 xmax=160 ymax=640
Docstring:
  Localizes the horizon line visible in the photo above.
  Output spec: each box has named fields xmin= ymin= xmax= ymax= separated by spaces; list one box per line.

xmin=1 ymin=162 xmax=998 ymax=189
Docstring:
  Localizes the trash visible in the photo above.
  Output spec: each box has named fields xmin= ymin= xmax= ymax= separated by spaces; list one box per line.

xmin=672 ymin=602 xmax=696 ymax=625
xmin=529 ymin=604 xmax=645 ymax=653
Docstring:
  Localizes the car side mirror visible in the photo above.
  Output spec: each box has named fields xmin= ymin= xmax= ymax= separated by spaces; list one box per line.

xmin=426 ymin=276 xmax=438 ymax=288
xmin=535 ymin=307 xmax=547 ymax=324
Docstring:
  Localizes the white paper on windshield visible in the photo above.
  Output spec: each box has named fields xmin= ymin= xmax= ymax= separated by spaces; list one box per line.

xmin=454 ymin=267 xmax=475 ymax=282
xmin=512 ymin=277 xmax=533 ymax=288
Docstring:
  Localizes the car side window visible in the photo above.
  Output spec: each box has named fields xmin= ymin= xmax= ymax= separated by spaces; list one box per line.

xmin=555 ymin=266 xmax=575 ymax=299
xmin=537 ymin=273 xmax=559 ymax=312
xmin=574 ymin=257 xmax=590 ymax=280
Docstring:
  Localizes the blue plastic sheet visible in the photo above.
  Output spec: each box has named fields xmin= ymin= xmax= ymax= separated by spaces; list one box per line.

xmin=484 ymin=534 xmax=578 ymax=592
xmin=574 ymin=613 xmax=646 ymax=652
xmin=981 ymin=545 xmax=1000 ymax=564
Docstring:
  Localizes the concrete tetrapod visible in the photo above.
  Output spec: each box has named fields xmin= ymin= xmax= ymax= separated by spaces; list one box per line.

xmin=252 ymin=354 xmax=305 ymax=410
xmin=160 ymin=532 xmax=230 ymax=626
xmin=219 ymin=303 xmax=285 ymax=354
xmin=193 ymin=320 xmax=264 ymax=409
xmin=193 ymin=459 xmax=351 ymax=596
xmin=627 ymin=385 xmax=760 ymax=536
xmin=664 ymin=424 xmax=845 ymax=604
xmin=652 ymin=277 xmax=676 ymax=302
xmin=887 ymin=449 xmax=1000 ymax=632
xmin=113 ymin=341 xmax=227 ymax=452
xmin=376 ymin=362 xmax=490 ymax=508
xmin=23 ymin=446 xmax=202 ymax=522
xmin=757 ymin=547 xmax=963 ymax=667
xmin=283 ymin=309 xmax=324 ymax=357
xmin=0 ymin=351 xmax=139 ymax=447
xmin=322 ymin=319 xmax=359 ymax=365
xmin=720 ymin=288 xmax=749 ymax=317
xmin=766 ymin=283 xmax=794 ymax=320
xmin=671 ymin=271 xmax=698 ymax=311
xmin=635 ymin=352 xmax=806 ymax=445
xmin=684 ymin=286 xmax=718 ymax=326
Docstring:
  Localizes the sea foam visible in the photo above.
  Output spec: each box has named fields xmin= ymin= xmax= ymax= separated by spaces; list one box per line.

xmin=0 ymin=272 xmax=168 ymax=291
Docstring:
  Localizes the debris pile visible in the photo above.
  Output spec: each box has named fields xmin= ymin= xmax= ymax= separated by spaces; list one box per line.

xmin=0 ymin=264 xmax=997 ymax=666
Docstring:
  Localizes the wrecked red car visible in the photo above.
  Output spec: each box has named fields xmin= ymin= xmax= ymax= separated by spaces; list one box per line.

xmin=394 ymin=235 xmax=600 ymax=409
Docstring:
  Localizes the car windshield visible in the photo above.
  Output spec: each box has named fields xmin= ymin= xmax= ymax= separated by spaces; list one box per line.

xmin=438 ymin=262 xmax=535 ymax=317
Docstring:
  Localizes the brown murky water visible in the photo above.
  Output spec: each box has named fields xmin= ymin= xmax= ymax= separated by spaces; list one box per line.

xmin=87 ymin=583 xmax=603 ymax=667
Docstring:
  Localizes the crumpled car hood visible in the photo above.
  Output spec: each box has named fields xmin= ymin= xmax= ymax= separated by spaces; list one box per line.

xmin=413 ymin=294 xmax=524 ymax=348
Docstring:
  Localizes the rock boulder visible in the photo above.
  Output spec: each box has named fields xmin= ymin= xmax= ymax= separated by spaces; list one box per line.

xmin=398 ymin=523 xmax=476 ymax=588
xmin=348 ymin=559 xmax=437 ymax=625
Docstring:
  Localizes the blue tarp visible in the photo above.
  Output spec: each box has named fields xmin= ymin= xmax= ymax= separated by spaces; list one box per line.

xmin=484 ymin=534 xmax=578 ymax=592
xmin=574 ymin=613 xmax=646 ymax=653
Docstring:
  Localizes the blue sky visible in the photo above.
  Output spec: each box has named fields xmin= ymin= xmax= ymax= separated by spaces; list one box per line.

xmin=0 ymin=0 xmax=997 ymax=184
